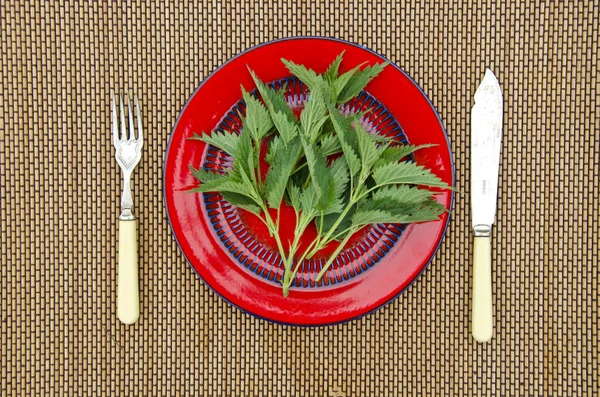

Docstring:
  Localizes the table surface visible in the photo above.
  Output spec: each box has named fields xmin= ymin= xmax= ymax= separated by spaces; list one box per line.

xmin=1 ymin=1 xmax=598 ymax=396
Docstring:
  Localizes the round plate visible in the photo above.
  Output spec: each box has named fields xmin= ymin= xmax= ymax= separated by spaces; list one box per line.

xmin=164 ymin=37 xmax=454 ymax=326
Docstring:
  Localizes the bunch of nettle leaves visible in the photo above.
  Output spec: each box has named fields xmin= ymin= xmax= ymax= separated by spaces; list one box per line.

xmin=190 ymin=52 xmax=450 ymax=297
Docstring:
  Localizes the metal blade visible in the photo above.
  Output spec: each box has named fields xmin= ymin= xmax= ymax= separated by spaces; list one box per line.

xmin=471 ymin=69 xmax=503 ymax=234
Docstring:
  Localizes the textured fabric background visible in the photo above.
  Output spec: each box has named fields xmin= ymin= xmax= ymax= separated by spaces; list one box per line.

xmin=1 ymin=1 xmax=598 ymax=396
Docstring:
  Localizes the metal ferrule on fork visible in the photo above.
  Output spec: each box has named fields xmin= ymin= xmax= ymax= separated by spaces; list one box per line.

xmin=119 ymin=170 xmax=135 ymax=221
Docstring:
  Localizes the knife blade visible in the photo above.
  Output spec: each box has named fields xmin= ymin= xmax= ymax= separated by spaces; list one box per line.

xmin=471 ymin=69 xmax=503 ymax=343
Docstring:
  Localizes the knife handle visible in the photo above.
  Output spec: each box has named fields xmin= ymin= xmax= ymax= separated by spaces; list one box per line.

xmin=117 ymin=219 xmax=139 ymax=324
xmin=472 ymin=236 xmax=493 ymax=342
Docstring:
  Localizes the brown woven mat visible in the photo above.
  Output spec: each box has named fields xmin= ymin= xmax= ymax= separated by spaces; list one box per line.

xmin=1 ymin=1 xmax=598 ymax=396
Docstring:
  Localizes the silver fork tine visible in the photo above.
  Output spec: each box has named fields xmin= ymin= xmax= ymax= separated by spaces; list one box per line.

xmin=135 ymin=94 xmax=143 ymax=144
xmin=111 ymin=91 xmax=119 ymax=146
xmin=119 ymin=94 xmax=127 ymax=140
xmin=127 ymin=94 xmax=135 ymax=141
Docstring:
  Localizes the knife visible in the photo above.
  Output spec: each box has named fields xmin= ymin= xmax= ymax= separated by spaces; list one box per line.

xmin=471 ymin=69 xmax=503 ymax=343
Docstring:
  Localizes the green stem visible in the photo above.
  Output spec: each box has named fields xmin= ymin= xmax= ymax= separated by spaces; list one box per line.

xmin=259 ymin=204 xmax=290 ymax=269
xmin=254 ymin=139 xmax=262 ymax=188
xmin=291 ymin=161 xmax=308 ymax=175
xmin=307 ymin=196 xmax=357 ymax=256
xmin=315 ymin=229 xmax=356 ymax=281
xmin=307 ymin=181 xmax=382 ymax=255
xmin=330 ymin=225 xmax=356 ymax=242
xmin=292 ymin=238 xmax=319 ymax=274
xmin=281 ymin=211 xmax=317 ymax=296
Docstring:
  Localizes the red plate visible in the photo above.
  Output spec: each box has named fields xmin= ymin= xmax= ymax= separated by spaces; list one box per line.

xmin=164 ymin=37 xmax=454 ymax=326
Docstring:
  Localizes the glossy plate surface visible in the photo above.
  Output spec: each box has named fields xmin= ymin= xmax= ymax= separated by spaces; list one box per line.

xmin=164 ymin=37 xmax=454 ymax=326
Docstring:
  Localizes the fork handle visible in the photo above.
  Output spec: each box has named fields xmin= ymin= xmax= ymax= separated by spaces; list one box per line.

xmin=117 ymin=219 xmax=139 ymax=324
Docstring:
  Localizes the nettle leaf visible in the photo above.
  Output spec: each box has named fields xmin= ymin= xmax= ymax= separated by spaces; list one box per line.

xmin=370 ymin=185 xmax=435 ymax=206
xmin=329 ymin=157 xmax=350 ymax=201
xmin=372 ymin=161 xmax=448 ymax=188
xmin=332 ymin=62 xmax=365 ymax=100
xmin=221 ymin=191 xmax=262 ymax=215
xmin=337 ymin=62 xmax=389 ymax=104
xmin=300 ymin=88 xmax=328 ymax=143
xmin=241 ymin=87 xmax=274 ymax=142
xmin=324 ymin=51 xmax=345 ymax=82
xmin=233 ymin=130 xmax=257 ymax=186
xmin=386 ymin=200 xmax=447 ymax=223
xmin=249 ymin=70 xmax=296 ymax=121
xmin=352 ymin=201 xmax=446 ymax=228
xmin=281 ymin=58 xmax=322 ymax=90
xmin=192 ymin=174 xmax=255 ymax=197
xmin=354 ymin=122 xmax=382 ymax=174
xmin=373 ymin=144 xmax=435 ymax=168
xmin=328 ymin=108 xmax=361 ymax=178
xmin=189 ymin=131 xmax=240 ymax=157
xmin=265 ymin=135 xmax=283 ymax=165
xmin=299 ymin=184 xmax=319 ymax=214
xmin=264 ymin=137 xmax=303 ymax=208
xmin=271 ymin=111 xmax=299 ymax=145
xmin=189 ymin=165 xmax=227 ymax=184
xmin=351 ymin=209 xmax=391 ymax=227
xmin=301 ymin=137 xmax=334 ymax=210
xmin=318 ymin=133 xmax=342 ymax=156
xmin=319 ymin=157 xmax=349 ymax=215
xmin=287 ymin=183 xmax=302 ymax=210
xmin=352 ymin=201 xmax=445 ymax=227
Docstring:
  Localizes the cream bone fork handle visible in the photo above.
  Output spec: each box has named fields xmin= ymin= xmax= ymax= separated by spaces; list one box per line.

xmin=470 ymin=69 xmax=503 ymax=343
xmin=111 ymin=93 xmax=144 ymax=325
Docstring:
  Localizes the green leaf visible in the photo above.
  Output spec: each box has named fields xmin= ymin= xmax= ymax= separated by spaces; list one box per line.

xmin=354 ymin=122 xmax=382 ymax=174
xmin=329 ymin=157 xmax=350 ymax=201
xmin=301 ymin=137 xmax=334 ymax=210
xmin=232 ymin=130 xmax=257 ymax=186
xmin=373 ymin=144 xmax=435 ymax=168
xmin=319 ymin=157 xmax=349 ymax=215
xmin=271 ymin=111 xmax=299 ymax=145
xmin=352 ymin=199 xmax=445 ymax=227
xmin=299 ymin=184 xmax=319 ymax=213
xmin=264 ymin=137 xmax=303 ymax=208
xmin=189 ymin=165 xmax=227 ymax=184
xmin=192 ymin=175 xmax=254 ymax=197
xmin=189 ymin=131 xmax=240 ymax=157
xmin=318 ymin=133 xmax=342 ymax=156
xmin=328 ymin=108 xmax=361 ymax=178
xmin=370 ymin=185 xmax=435 ymax=206
xmin=332 ymin=63 xmax=365 ymax=100
xmin=265 ymin=135 xmax=283 ymax=165
xmin=249 ymin=70 xmax=296 ymax=121
xmin=287 ymin=183 xmax=302 ymax=210
xmin=221 ymin=191 xmax=262 ymax=215
xmin=351 ymin=209 xmax=391 ymax=226
xmin=281 ymin=58 xmax=322 ymax=90
xmin=241 ymin=87 xmax=274 ymax=142
xmin=300 ymin=88 xmax=328 ymax=143
xmin=372 ymin=161 xmax=448 ymax=188
xmin=337 ymin=62 xmax=389 ymax=104
xmin=324 ymin=51 xmax=345 ymax=82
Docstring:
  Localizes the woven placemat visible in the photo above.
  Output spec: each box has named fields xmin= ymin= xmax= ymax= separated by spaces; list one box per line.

xmin=1 ymin=1 xmax=598 ymax=395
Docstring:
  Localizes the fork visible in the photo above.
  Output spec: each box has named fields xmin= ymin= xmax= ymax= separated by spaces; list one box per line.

xmin=111 ymin=92 xmax=143 ymax=324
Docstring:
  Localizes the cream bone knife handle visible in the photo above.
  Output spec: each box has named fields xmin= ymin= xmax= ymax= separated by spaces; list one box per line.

xmin=117 ymin=219 xmax=139 ymax=324
xmin=472 ymin=235 xmax=493 ymax=342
